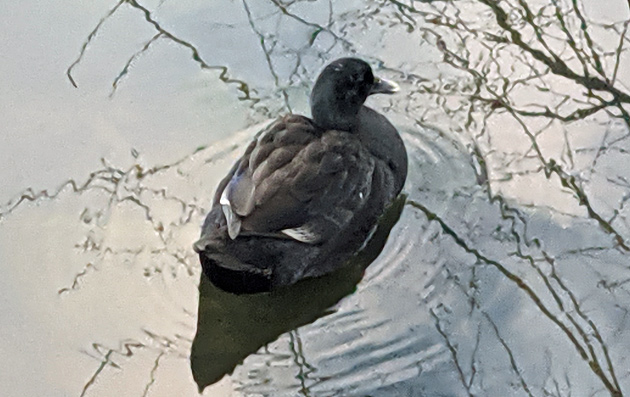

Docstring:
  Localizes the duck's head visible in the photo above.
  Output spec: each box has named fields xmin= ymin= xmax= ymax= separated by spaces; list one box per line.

xmin=310 ymin=58 xmax=399 ymax=131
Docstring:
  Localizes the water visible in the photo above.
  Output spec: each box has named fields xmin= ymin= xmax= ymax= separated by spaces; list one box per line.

xmin=2 ymin=0 xmax=630 ymax=396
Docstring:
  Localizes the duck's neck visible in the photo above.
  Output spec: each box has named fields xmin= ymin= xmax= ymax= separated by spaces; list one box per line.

xmin=310 ymin=97 xmax=361 ymax=131
xmin=310 ymin=78 xmax=365 ymax=131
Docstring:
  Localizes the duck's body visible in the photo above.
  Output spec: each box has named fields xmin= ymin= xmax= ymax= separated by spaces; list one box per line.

xmin=194 ymin=58 xmax=407 ymax=293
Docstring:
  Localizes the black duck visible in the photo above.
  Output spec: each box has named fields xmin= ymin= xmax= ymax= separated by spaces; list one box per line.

xmin=194 ymin=58 xmax=408 ymax=293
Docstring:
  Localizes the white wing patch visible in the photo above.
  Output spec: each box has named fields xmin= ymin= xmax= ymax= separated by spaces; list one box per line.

xmin=220 ymin=188 xmax=242 ymax=240
xmin=281 ymin=226 xmax=320 ymax=244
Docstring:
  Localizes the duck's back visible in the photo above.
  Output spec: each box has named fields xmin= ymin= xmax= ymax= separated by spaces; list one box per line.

xmin=195 ymin=110 xmax=406 ymax=292
xmin=218 ymin=114 xmax=380 ymax=244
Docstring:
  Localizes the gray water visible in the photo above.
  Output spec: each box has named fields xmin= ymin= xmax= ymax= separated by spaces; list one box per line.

xmin=2 ymin=0 xmax=630 ymax=396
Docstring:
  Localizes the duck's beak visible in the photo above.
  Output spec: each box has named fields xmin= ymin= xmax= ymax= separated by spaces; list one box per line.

xmin=370 ymin=77 xmax=399 ymax=95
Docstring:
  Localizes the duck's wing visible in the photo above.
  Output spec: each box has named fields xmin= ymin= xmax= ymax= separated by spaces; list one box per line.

xmin=219 ymin=115 xmax=375 ymax=244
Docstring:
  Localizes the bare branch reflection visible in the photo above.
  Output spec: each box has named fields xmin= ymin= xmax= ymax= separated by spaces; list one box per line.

xmin=17 ymin=0 xmax=630 ymax=395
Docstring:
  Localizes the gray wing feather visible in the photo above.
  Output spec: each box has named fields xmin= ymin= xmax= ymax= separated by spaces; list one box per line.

xmin=220 ymin=115 xmax=375 ymax=244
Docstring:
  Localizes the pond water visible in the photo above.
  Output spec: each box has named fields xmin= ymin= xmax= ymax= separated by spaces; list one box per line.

xmin=2 ymin=0 xmax=630 ymax=396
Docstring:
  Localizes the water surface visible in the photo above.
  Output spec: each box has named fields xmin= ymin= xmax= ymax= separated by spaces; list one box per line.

xmin=2 ymin=0 xmax=630 ymax=396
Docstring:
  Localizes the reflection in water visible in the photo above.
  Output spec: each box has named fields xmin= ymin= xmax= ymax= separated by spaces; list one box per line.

xmin=3 ymin=0 xmax=630 ymax=395
xmin=191 ymin=196 xmax=405 ymax=391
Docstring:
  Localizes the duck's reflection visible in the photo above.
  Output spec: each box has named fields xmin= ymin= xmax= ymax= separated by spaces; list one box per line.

xmin=190 ymin=195 xmax=406 ymax=392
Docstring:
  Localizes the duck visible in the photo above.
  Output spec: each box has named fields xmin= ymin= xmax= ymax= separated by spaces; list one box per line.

xmin=194 ymin=57 xmax=408 ymax=294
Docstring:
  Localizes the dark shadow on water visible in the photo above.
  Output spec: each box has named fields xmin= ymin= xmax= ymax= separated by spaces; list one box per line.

xmin=190 ymin=195 xmax=406 ymax=392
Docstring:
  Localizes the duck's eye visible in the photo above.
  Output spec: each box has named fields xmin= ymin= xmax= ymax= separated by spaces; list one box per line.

xmin=364 ymin=71 xmax=373 ymax=84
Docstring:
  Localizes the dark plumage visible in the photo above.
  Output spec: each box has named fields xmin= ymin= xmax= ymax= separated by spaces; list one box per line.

xmin=194 ymin=58 xmax=408 ymax=293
